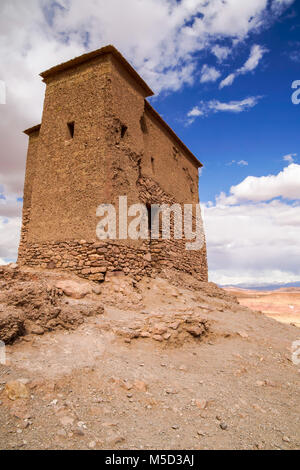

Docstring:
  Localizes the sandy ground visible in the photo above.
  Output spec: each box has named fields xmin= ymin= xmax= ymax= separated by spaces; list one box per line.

xmin=225 ymin=287 xmax=300 ymax=328
xmin=0 ymin=267 xmax=299 ymax=450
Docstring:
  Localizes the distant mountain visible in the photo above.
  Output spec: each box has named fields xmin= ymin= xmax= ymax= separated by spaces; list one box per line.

xmin=221 ymin=281 xmax=300 ymax=291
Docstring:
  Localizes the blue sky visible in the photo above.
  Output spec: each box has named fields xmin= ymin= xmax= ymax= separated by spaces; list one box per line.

xmin=0 ymin=0 xmax=300 ymax=286
xmin=151 ymin=3 xmax=300 ymax=202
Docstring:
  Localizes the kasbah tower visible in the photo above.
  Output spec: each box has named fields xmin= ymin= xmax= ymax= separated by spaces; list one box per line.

xmin=18 ymin=45 xmax=208 ymax=283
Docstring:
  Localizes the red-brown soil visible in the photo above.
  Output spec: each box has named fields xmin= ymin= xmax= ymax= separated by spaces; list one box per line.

xmin=225 ymin=287 xmax=300 ymax=328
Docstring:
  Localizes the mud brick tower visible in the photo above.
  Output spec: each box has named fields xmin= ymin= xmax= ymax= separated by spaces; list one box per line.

xmin=18 ymin=45 xmax=208 ymax=282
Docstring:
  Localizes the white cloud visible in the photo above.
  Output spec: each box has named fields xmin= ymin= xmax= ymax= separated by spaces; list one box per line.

xmin=187 ymin=107 xmax=203 ymax=117
xmin=186 ymin=96 xmax=261 ymax=123
xmin=37 ymin=0 xmax=277 ymax=95
xmin=203 ymin=164 xmax=300 ymax=286
xmin=219 ymin=73 xmax=236 ymax=89
xmin=208 ymin=96 xmax=261 ymax=113
xmin=0 ymin=81 xmax=5 ymax=105
xmin=200 ymin=64 xmax=221 ymax=83
xmin=271 ymin=0 xmax=295 ymax=13
xmin=289 ymin=50 xmax=300 ymax=63
xmin=219 ymin=44 xmax=268 ymax=88
xmin=0 ymin=216 xmax=21 ymax=262
xmin=283 ymin=153 xmax=297 ymax=164
xmin=227 ymin=160 xmax=249 ymax=166
xmin=204 ymin=200 xmax=300 ymax=286
xmin=186 ymin=105 xmax=204 ymax=124
xmin=212 ymin=45 xmax=231 ymax=62
xmin=238 ymin=44 xmax=268 ymax=73
xmin=0 ymin=197 xmax=22 ymax=218
xmin=217 ymin=163 xmax=300 ymax=204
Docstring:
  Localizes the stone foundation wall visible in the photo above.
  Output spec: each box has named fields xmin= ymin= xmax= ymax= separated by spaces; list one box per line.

xmin=18 ymin=236 xmax=207 ymax=282
xmin=19 ymin=208 xmax=30 ymax=253
xmin=18 ymin=240 xmax=153 ymax=282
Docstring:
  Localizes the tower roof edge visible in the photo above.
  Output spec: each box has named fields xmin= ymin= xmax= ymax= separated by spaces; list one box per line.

xmin=40 ymin=45 xmax=154 ymax=97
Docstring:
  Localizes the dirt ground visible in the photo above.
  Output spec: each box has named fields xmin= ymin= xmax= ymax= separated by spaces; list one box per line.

xmin=0 ymin=265 xmax=299 ymax=450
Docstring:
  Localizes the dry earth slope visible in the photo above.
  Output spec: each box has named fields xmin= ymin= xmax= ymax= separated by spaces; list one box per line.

xmin=0 ymin=265 xmax=299 ymax=450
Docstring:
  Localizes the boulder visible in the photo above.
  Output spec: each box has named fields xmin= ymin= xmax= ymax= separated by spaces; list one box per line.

xmin=55 ymin=280 xmax=92 ymax=299
xmin=5 ymin=381 xmax=29 ymax=401
xmin=0 ymin=310 xmax=24 ymax=343
xmin=24 ymin=320 xmax=44 ymax=335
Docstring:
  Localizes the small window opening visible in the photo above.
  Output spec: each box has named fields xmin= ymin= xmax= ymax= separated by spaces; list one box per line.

xmin=146 ymin=204 xmax=152 ymax=235
xmin=121 ymin=124 xmax=128 ymax=139
xmin=151 ymin=157 xmax=155 ymax=173
xmin=67 ymin=121 xmax=75 ymax=139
